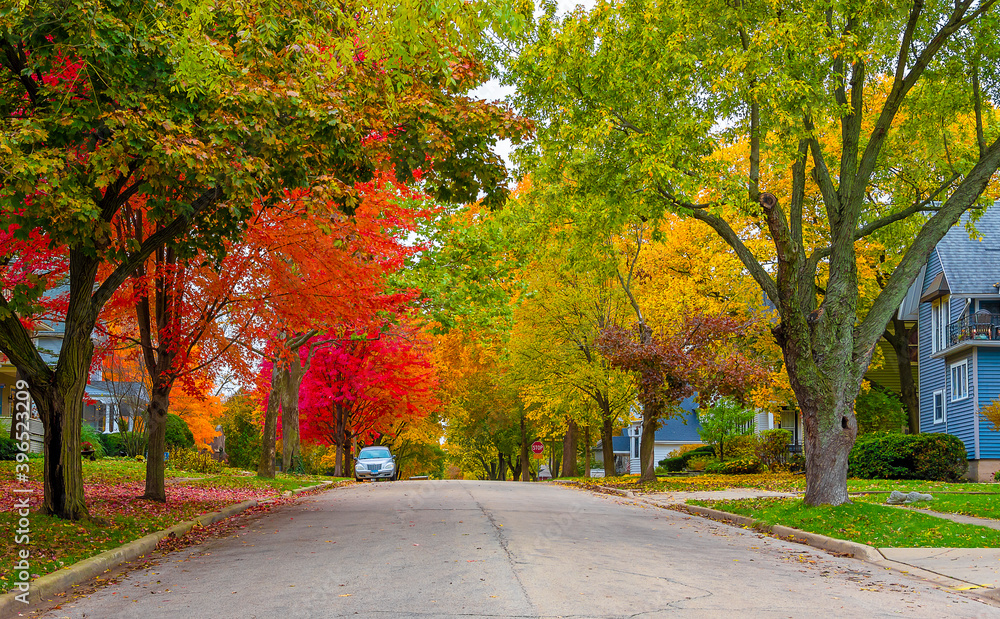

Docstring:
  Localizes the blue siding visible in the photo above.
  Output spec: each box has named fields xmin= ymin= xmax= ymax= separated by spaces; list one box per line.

xmin=977 ymin=348 xmax=1000 ymax=459
xmin=944 ymin=351 xmax=975 ymax=457
xmin=919 ymin=251 xmax=947 ymax=434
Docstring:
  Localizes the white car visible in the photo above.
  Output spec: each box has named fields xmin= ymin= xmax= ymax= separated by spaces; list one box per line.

xmin=354 ymin=446 xmax=397 ymax=481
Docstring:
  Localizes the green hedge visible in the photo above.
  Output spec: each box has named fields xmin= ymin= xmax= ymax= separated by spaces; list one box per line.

xmin=0 ymin=436 xmax=20 ymax=461
xmin=165 ymin=414 xmax=195 ymax=449
xmin=848 ymin=432 xmax=968 ymax=481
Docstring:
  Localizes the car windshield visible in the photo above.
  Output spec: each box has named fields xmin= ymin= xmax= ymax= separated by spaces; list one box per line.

xmin=359 ymin=448 xmax=391 ymax=459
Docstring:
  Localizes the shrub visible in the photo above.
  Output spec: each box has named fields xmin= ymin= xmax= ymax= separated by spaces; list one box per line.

xmin=97 ymin=431 xmax=119 ymax=456
xmin=167 ymin=446 xmax=223 ymax=474
xmin=117 ymin=431 xmax=148 ymax=457
xmin=755 ymin=429 xmax=792 ymax=471
xmin=165 ymin=414 xmax=195 ymax=449
xmin=848 ymin=432 xmax=968 ymax=481
xmin=659 ymin=444 xmax=715 ymax=472
xmin=911 ymin=434 xmax=968 ymax=482
xmin=704 ymin=460 xmax=726 ymax=474
xmin=0 ymin=436 xmax=20 ymax=461
xmin=660 ymin=455 xmax=687 ymax=472
xmin=80 ymin=424 xmax=106 ymax=459
xmin=720 ymin=457 xmax=764 ymax=474
xmin=723 ymin=435 xmax=757 ymax=460
xmin=687 ymin=455 xmax=713 ymax=472
xmin=787 ymin=452 xmax=806 ymax=473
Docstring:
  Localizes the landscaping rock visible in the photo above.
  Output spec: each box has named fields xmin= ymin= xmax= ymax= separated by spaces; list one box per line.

xmin=886 ymin=490 xmax=933 ymax=505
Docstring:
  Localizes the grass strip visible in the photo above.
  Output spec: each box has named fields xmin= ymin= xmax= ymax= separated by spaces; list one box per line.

xmin=852 ymin=492 xmax=1000 ymax=520
xmin=0 ymin=458 xmax=346 ymax=593
xmin=690 ymin=497 xmax=1000 ymax=548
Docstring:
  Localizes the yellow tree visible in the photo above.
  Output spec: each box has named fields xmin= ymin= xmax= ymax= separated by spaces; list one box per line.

xmin=506 ymin=246 xmax=634 ymax=476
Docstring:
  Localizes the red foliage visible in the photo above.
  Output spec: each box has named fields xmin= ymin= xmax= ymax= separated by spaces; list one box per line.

xmin=595 ymin=312 xmax=769 ymax=408
xmin=298 ymin=320 xmax=439 ymax=447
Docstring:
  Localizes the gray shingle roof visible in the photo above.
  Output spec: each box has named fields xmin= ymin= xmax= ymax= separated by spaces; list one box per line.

xmin=935 ymin=202 xmax=1000 ymax=296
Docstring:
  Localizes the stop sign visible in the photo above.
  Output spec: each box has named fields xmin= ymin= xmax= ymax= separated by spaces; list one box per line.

xmin=530 ymin=441 xmax=544 ymax=455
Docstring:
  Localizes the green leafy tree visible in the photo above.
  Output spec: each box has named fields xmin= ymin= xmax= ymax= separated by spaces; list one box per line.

xmin=511 ymin=0 xmax=1000 ymax=504
xmin=854 ymin=384 xmax=908 ymax=435
xmin=696 ymin=398 xmax=757 ymax=462
xmin=219 ymin=394 xmax=263 ymax=471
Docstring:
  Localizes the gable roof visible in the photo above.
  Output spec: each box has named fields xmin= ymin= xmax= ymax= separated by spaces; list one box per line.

xmin=933 ymin=203 xmax=1000 ymax=296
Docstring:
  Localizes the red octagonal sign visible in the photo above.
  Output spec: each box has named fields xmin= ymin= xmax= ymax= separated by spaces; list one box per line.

xmin=530 ymin=441 xmax=544 ymax=455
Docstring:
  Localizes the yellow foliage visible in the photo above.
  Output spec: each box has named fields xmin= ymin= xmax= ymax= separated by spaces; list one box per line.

xmin=668 ymin=444 xmax=703 ymax=458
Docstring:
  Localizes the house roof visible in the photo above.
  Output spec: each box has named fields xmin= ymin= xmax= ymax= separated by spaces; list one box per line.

xmin=932 ymin=203 xmax=1000 ymax=296
xmin=85 ymin=380 xmax=147 ymax=402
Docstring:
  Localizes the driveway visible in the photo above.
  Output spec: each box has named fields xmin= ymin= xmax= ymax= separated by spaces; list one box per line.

xmin=36 ymin=480 xmax=997 ymax=618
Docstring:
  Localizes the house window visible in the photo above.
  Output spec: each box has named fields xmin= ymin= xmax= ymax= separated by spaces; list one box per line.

xmin=632 ymin=436 xmax=639 ymax=458
xmin=931 ymin=297 xmax=950 ymax=353
xmin=950 ymin=360 xmax=969 ymax=401
xmin=933 ymin=390 xmax=946 ymax=424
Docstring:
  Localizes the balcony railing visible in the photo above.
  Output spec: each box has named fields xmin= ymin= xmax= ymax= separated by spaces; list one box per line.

xmin=948 ymin=311 xmax=1000 ymax=346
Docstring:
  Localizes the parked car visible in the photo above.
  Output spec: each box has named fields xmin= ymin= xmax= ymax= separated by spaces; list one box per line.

xmin=354 ymin=446 xmax=398 ymax=482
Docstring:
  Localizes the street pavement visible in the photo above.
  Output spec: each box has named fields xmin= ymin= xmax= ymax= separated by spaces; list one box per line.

xmin=33 ymin=480 xmax=1000 ymax=618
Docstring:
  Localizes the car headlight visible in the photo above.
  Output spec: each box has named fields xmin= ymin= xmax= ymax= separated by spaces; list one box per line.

xmin=355 ymin=463 xmax=365 ymax=471
xmin=382 ymin=462 xmax=394 ymax=470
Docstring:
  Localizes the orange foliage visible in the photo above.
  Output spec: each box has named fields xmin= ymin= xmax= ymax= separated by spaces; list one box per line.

xmin=169 ymin=381 xmax=223 ymax=449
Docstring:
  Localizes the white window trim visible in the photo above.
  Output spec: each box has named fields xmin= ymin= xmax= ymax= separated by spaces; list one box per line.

xmin=950 ymin=359 xmax=969 ymax=402
xmin=933 ymin=389 xmax=946 ymax=424
xmin=931 ymin=297 xmax=951 ymax=353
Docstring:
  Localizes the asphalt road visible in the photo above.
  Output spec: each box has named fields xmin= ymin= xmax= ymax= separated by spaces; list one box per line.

xmin=35 ymin=481 xmax=1000 ymax=618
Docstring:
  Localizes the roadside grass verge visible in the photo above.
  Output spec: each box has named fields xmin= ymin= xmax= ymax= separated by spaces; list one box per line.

xmin=573 ymin=473 xmax=804 ymax=492
xmin=0 ymin=458 xmax=345 ymax=594
xmin=852 ymin=492 xmax=1000 ymax=520
xmin=689 ymin=497 xmax=1000 ymax=548
xmin=574 ymin=472 xmax=998 ymax=495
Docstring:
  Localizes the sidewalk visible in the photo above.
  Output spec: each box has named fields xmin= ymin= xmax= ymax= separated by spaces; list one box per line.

xmin=636 ymin=488 xmax=1000 ymax=598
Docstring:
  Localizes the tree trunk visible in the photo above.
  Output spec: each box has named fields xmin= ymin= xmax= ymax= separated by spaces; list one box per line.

xmin=780 ymin=328 xmax=860 ymax=506
xmin=35 ymin=377 xmax=90 ymax=520
xmin=141 ymin=388 xmax=171 ymax=501
xmin=280 ymin=357 xmax=308 ymax=473
xmin=257 ymin=364 xmax=282 ymax=478
xmin=639 ymin=407 xmax=659 ymax=482
xmin=35 ymin=321 xmax=94 ymax=520
xmin=584 ymin=426 xmax=591 ymax=478
xmin=885 ymin=316 xmax=919 ymax=434
xmin=333 ymin=403 xmax=350 ymax=477
xmin=519 ymin=412 xmax=530 ymax=481
xmin=601 ymin=415 xmax=616 ymax=476
xmin=561 ymin=419 xmax=578 ymax=477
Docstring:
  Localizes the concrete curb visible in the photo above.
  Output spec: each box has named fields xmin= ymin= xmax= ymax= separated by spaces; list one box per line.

xmin=673 ymin=503 xmax=884 ymax=561
xmin=584 ymin=484 xmax=881 ymax=562
xmin=0 ymin=479 xmax=339 ymax=616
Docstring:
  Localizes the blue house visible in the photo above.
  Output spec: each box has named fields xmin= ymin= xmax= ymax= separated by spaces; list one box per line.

xmin=918 ymin=204 xmax=1000 ymax=481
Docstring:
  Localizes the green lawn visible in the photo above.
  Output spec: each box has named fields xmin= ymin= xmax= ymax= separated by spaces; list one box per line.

xmin=0 ymin=458 xmax=347 ymax=593
xmin=689 ymin=497 xmax=1000 ymax=548
xmin=852 ymin=491 xmax=1000 ymax=520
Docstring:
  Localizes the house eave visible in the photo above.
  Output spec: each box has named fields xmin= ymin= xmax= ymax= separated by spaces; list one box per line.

xmin=929 ymin=339 xmax=1000 ymax=360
